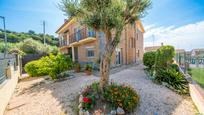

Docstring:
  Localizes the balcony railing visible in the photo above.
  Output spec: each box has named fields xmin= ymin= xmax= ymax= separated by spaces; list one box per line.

xmin=69 ymin=28 xmax=96 ymax=44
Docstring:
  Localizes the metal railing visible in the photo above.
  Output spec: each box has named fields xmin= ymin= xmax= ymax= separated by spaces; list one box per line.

xmin=0 ymin=54 xmax=16 ymax=84
xmin=69 ymin=28 xmax=96 ymax=44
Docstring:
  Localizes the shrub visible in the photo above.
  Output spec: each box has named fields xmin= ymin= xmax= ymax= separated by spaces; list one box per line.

xmin=170 ymin=63 xmax=179 ymax=72
xmin=103 ymin=83 xmax=139 ymax=112
xmin=13 ymin=38 xmax=59 ymax=55
xmin=24 ymin=53 xmax=72 ymax=79
xmin=48 ymin=54 xmax=73 ymax=80
xmin=143 ymin=51 xmax=156 ymax=69
xmin=84 ymin=64 xmax=93 ymax=71
xmin=155 ymin=45 xmax=175 ymax=68
xmin=24 ymin=57 xmax=50 ymax=77
xmin=155 ymin=68 xmax=189 ymax=94
xmin=80 ymin=82 xmax=139 ymax=112
xmin=81 ymin=83 xmax=99 ymax=110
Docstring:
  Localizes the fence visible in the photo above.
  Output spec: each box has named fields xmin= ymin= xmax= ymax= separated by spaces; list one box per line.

xmin=22 ymin=54 xmax=46 ymax=73
xmin=0 ymin=53 xmax=17 ymax=84
xmin=177 ymin=55 xmax=204 ymax=114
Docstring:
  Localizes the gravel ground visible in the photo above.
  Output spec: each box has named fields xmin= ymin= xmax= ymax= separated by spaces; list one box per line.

xmin=4 ymin=65 xmax=197 ymax=115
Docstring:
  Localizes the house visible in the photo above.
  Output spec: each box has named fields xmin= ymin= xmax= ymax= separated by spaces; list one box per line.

xmin=144 ymin=46 xmax=161 ymax=53
xmin=56 ymin=18 xmax=145 ymax=67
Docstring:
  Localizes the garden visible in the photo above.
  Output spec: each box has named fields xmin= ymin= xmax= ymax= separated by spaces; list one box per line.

xmin=143 ymin=45 xmax=189 ymax=94
xmin=24 ymin=53 xmax=94 ymax=80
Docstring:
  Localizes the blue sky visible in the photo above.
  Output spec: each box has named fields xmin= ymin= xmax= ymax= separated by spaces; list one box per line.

xmin=0 ymin=0 xmax=204 ymax=50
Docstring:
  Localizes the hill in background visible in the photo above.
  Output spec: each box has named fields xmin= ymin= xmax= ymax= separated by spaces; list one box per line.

xmin=0 ymin=29 xmax=59 ymax=46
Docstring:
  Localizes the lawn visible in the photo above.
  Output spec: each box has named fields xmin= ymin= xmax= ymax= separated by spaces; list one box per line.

xmin=189 ymin=68 xmax=204 ymax=88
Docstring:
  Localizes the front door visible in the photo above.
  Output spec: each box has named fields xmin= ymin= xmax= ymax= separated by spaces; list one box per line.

xmin=116 ymin=49 xmax=122 ymax=65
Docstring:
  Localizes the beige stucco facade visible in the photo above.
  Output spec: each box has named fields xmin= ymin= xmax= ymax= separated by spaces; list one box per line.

xmin=56 ymin=18 xmax=145 ymax=67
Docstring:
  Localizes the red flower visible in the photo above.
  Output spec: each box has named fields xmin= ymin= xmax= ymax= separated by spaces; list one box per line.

xmin=83 ymin=97 xmax=91 ymax=103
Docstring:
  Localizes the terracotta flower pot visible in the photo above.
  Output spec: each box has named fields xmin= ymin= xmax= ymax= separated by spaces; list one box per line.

xmin=85 ymin=70 xmax=92 ymax=75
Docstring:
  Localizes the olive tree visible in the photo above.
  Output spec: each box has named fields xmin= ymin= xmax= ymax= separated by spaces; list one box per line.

xmin=59 ymin=0 xmax=151 ymax=90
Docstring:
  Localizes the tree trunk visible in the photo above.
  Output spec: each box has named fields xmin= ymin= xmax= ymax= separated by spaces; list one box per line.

xmin=99 ymin=53 xmax=111 ymax=90
xmin=99 ymin=29 xmax=122 ymax=91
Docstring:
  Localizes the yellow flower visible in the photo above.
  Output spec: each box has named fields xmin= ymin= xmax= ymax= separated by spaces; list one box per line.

xmin=114 ymin=88 xmax=118 ymax=90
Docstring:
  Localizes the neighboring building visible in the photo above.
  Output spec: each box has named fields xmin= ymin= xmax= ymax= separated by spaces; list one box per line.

xmin=191 ymin=48 xmax=204 ymax=65
xmin=144 ymin=46 xmax=161 ymax=53
xmin=56 ymin=18 xmax=145 ymax=67
xmin=175 ymin=48 xmax=204 ymax=66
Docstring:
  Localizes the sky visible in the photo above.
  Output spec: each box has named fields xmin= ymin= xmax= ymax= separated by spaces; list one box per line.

xmin=0 ymin=0 xmax=204 ymax=50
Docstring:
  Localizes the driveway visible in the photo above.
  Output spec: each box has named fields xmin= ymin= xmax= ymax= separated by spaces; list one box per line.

xmin=4 ymin=64 xmax=197 ymax=115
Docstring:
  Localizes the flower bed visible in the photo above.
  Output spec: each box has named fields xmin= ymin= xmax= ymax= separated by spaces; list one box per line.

xmin=78 ymin=82 xmax=139 ymax=114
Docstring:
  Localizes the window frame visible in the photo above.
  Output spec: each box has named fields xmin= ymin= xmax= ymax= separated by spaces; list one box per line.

xmin=86 ymin=48 xmax=95 ymax=58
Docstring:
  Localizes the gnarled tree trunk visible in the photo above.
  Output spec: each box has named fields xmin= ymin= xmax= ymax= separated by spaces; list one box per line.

xmin=99 ymin=53 xmax=111 ymax=89
xmin=99 ymin=29 xmax=122 ymax=91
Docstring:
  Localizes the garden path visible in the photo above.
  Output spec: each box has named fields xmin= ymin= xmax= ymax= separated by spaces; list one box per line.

xmin=4 ymin=64 xmax=197 ymax=115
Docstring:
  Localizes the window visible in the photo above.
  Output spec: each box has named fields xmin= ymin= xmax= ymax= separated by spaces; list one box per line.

xmin=74 ymin=28 xmax=81 ymax=41
xmin=133 ymin=38 xmax=136 ymax=48
xmin=87 ymin=49 xmax=95 ymax=57
xmin=130 ymin=37 xmax=135 ymax=48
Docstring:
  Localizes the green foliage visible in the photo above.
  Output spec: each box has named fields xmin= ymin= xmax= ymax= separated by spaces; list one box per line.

xmin=11 ymin=38 xmax=58 ymax=55
xmin=170 ymin=63 xmax=179 ymax=72
xmin=81 ymin=82 xmax=99 ymax=110
xmin=24 ymin=57 xmax=50 ymax=77
xmin=84 ymin=64 xmax=93 ymax=71
xmin=155 ymin=68 xmax=189 ymax=94
xmin=24 ymin=53 xmax=72 ymax=79
xmin=143 ymin=51 xmax=156 ymax=69
xmin=144 ymin=45 xmax=188 ymax=94
xmin=48 ymin=54 xmax=73 ymax=80
xmin=80 ymin=82 xmax=139 ymax=112
xmin=60 ymin=0 xmax=151 ymax=87
xmin=0 ymin=29 xmax=58 ymax=46
xmin=188 ymin=68 xmax=204 ymax=89
xmin=60 ymin=0 xmax=151 ymax=32
xmin=103 ymin=83 xmax=139 ymax=112
xmin=155 ymin=45 xmax=175 ymax=68
xmin=0 ymin=42 xmax=15 ymax=53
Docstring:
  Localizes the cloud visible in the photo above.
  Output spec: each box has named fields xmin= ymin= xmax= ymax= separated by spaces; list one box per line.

xmin=144 ymin=20 xmax=204 ymax=51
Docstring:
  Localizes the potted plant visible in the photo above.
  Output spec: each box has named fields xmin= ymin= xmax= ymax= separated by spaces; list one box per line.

xmin=74 ymin=63 xmax=81 ymax=72
xmin=84 ymin=64 xmax=92 ymax=75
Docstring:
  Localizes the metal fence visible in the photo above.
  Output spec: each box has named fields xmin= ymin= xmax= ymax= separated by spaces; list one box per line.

xmin=0 ymin=53 xmax=17 ymax=84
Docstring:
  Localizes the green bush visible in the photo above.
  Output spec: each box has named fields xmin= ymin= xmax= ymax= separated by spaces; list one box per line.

xmin=104 ymin=83 xmax=139 ymax=112
xmin=143 ymin=51 xmax=156 ymax=69
xmin=48 ymin=54 xmax=73 ymax=80
xmin=24 ymin=53 xmax=72 ymax=79
xmin=24 ymin=57 xmax=50 ymax=77
xmin=155 ymin=68 xmax=189 ymax=94
xmin=80 ymin=82 xmax=139 ymax=112
xmin=155 ymin=45 xmax=175 ymax=68
xmin=84 ymin=64 xmax=93 ymax=71
xmin=170 ymin=63 xmax=179 ymax=72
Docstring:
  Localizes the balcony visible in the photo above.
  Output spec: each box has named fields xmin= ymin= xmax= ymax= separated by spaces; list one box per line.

xmin=69 ymin=28 xmax=96 ymax=45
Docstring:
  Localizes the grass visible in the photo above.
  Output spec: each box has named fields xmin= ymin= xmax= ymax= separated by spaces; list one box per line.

xmin=188 ymin=68 xmax=204 ymax=89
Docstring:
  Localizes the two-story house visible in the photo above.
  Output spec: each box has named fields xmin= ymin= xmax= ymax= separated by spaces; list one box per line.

xmin=56 ymin=18 xmax=145 ymax=67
